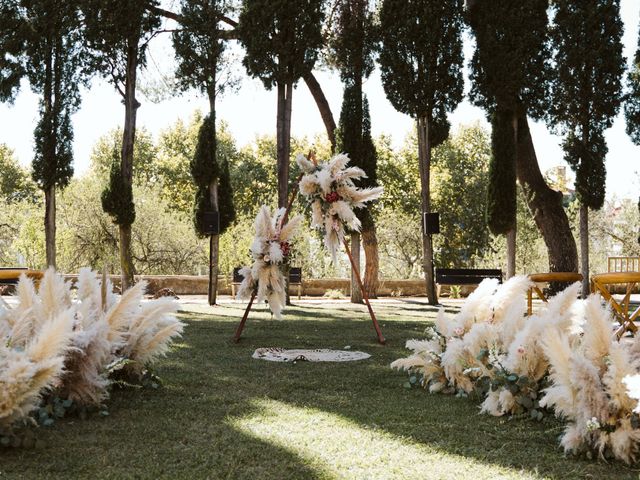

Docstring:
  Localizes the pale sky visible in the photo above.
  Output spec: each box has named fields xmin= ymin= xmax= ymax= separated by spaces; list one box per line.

xmin=1 ymin=1 xmax=639 ymax=200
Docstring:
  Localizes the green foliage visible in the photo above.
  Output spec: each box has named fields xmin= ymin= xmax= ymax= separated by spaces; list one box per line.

xmin=378 ymin=124 xmax=494 ymax=272
xmin=625 ymin=16 xmax=640 ymax=145
xmin=0 ymin=1 xmax=25 ymax=102
xmin=431 ymin=124 xmax=493 ymax=267
xmin=173 ymin=0 xmax=231 ymax=100
xmin=90 ymin=128 xmax=159 ymax=185
xmin=81 ymin=0 xmax=160 ymax=89
xmin=466 ymin=0 xmax=550 ymax=117
xmin=237 ymin=0 xmax=324 ymax=89
xmin=101 ymin=149 xmax=135 ymax=227
xmin=486 ymin=109 xmax=517 ymax=235
xmin=191 ymin=114 xmax=219 ymax=186
xmin=378 ymin=0 xmax=464 ymax=136
xmin=0 ymin=0 xmax=88 ymax=203
xmin=0 ymin=144 xmax=38 ymax=203
xmin=326 ymin=0 xmax=376 ymax=83
xmin=191 ymin=113 xmax=235 ymax=236
xmin=548 ymin=0 xmax=625 ymax=210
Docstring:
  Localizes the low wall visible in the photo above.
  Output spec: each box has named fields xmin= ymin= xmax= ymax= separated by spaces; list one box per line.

xmin=63 ymin=274 xmax=455 ymax=297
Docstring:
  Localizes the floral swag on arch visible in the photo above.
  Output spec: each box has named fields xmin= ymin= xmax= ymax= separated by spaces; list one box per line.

xmin=296 ymin=152 xmax=383 ymax=263
xmin=236 ymin=152 xmax=384 ymax=319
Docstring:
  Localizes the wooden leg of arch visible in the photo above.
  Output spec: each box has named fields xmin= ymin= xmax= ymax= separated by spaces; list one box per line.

xmin=233 ymin=291 xmax=256 ymax=343
xmin=343 ymin=239 xmax=386 ymax=345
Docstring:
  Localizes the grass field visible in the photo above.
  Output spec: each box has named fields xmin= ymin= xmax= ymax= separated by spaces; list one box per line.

xmin=1 ymin=298 xmax=639 ymax=479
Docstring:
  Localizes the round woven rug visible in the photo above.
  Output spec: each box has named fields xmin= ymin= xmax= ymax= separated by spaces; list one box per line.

xmin=252 ymin=348 xmax=371 ymax=363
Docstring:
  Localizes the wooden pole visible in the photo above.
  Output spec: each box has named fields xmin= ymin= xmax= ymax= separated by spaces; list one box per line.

xmin=233 ymin=291 xmax=256 ymax=343
xmin=343 ymin=238 xmax=386 ymax=344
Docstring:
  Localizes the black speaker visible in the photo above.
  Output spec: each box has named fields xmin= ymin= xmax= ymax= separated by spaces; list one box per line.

xmin=202 ymin=211 xmax=220 ymax=235
xmin=422 ymin=212 xmax=440 ymax=235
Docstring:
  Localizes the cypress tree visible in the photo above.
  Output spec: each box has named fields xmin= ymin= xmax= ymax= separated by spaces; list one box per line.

xmin=237 ymin=0 xmax=324 ymax=208
xmin=379 ymin=0 xmax=464 ymax=305
xmin=173 ymin=0 xmax=236 ymax=304
xmin=625 ymin=15 xmax=640 ymax=145
xmin=466 ymin=0 xmax=552 ymax=279
xmin=330 ymin=0 xmax=380 ymax=302
xmin=548 ymin=0 xmax=625 ymax=295
xmin=0 ymin=0 xmax=87 ymax=269
xmin=191 ymin=114 xmax=235 ymax=237
xmin=81 ymin=0 xmax=161 ymax=289
xmin=625 ymin=17 xmax=640 ymax=245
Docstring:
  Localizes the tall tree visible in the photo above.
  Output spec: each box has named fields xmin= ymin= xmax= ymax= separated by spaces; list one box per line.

xmin=466 ymin=0 xmax=552 ymax=279
xmin=173 ymin=0 xmax=236 ymax=305
xmin=626 ymin=14 xmax=640 ymax=146
xmin=625 ymin=14 xmax=640 ymax=244
xmin=190 ymin=114 xmax=235 ymax=304
xmin=0 ymin=0 xmax=86 ymax=269
xmin=81 ymin=0 xmax=160 ymax=289
xmin=548 ymin=0 xmax=625 ymax=295
xmin=330 ymin=0 xmax=379 ymax=302
xmin=237 ymin=0 xmax=324 ymax=208
xmin=379 ymin=0 xmax=464 ymax=305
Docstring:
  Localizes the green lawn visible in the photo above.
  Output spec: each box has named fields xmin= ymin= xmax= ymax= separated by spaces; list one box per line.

xmin=2 ymin=298 xmax=639 ymax=479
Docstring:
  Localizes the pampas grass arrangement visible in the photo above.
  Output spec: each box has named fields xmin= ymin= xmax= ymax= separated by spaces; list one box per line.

xmin=236 ymin=205 xmax=303 ymax=319
xmin=0 ymin=268 xmax=184 ymax=435
xmin=296 ymin=152 xmax=383 ymax=262
xmin=393 ymin=275 xmax=640 ymax=464
xmin=541 ymin=295 xmax=640 ymax=464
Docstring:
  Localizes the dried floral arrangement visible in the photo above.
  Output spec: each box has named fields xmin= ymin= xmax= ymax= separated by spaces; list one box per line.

xmin=0 ymin=268 xmax=184 ymax=445
xmin=541 ymin=295 xmax=640 ymax=463
xmin=236 ymin=205 xmax=303 ymax=319
xmin=393 ymin=274 xmax=640 ymax=464
xmin=296 ymin=152 xmax=383 ymax=262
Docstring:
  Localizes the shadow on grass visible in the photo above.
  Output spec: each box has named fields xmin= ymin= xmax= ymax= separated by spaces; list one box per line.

xmin=4 ymin=306 xmax=640 ymax=479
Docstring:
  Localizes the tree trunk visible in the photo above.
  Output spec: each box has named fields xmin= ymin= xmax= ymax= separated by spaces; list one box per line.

xmin=361 ymin=219 xmax=379 ymax=298
xmin=506 ymin=228 xmax=516 ymax=278
xmin=303 ymin=72 xmax=336 ymax=152
xmin=506 ymin=112 xmax=518 ymax=279
xmin=206 ymin=84 xmax=220 ymax=306
xmin=580 ymin=204 xmax=590 ymax=297
xmin=44 ymin=185 xmax=56 ymax=269
xmin=119 ymin=38 xmax=140 ymax=291
xmin=119 ymin=225 xmax=135 ymax=291
xmin=208 ymin=181 xmax=219 ymax=305
xmin=350 ymin=233 xmax=363 ymax=303
xmin=417 ymin=117 xmax=437 ymax=304
xmin=276 ymin=82 xmax=293 ymax=209
xmin=515 ymin=113 xmax=578 ymax=275
xmin=43 ymin=37 xmax=55 ymax=269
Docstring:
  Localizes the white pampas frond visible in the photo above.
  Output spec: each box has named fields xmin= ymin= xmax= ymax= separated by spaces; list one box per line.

xmin=350 ymin=187 xmax=384 ymax=206
xmin=0 ymin=311 xmax=75 ymax=425
xmin=296 ymin=152 xmax=316 ymax=173
xmin=329 ymin=153 xmax=350 ymax=173
xmin=279 ymin=214 xmax=303 ymax=242
xmin=311 ymin=200 xmax=323 ymax=228
xmin=454 ymin=278 xmax=499 ymax=332
xmin=34 ymin=268 xmax=72 ymax=324
xmin=316 ymin=167 xmax=333 ymax=194
xmin=104 ymin=281 xmax=147 ymax=343
xmin=581 ymin=294 xmax=615 ymax=366
xmin=488 ymin=275 xmax=532 ymax=325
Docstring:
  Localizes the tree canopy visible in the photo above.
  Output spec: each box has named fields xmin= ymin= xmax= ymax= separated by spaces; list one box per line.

xmin=548 ymin=0 xmax=625 ymax=210
xmin=237 ymin=0 xmax=324 ymax=90
xmin=378 ymin=0 xmax=464 ymax=143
